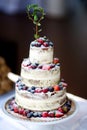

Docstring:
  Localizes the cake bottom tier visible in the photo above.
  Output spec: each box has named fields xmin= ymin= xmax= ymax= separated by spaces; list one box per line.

xmin=6 ymin=97 xmax=74 ymax=122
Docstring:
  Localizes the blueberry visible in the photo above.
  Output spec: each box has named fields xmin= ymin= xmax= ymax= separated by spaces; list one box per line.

xmin=27 ymin=112 xmax=34 ymax=118
xmin=33 ymin=112 xmax=38 ymax=117
xmin=28 ymin=87 xmax=35 ymax=93
xmin=37 ymin=112 xmax=42 ymax=117
xmin=49 ymin=42 xmax=53 ymax=47
xmin=9 ymin=105 xmax=14 ymax=111
xmin=48 ymin=87 xmax=54 ymax=92
xmin=16 ymin=78 xmax=21 ymax=83
xmin=18 ymin=85 xmax=23 ymax=90
xmin=56 ymin=63 xmax=60 ymax=66
xmin=30 ymin=89 xmax=35 ymax=93
xmin=27 ymin=88 xmax=31 ymax=92
xmin=66 ymin=100 xmax=71 ymax=107
xmin=35 ymin=63 xmax=39 ymax=66
xmin=31 ymin=86 xmax=36 ymax=90
xmin=31 ymin=42 xmax=35 ymax=46
xmin=36 ymin=42 xmax=41 ymax=47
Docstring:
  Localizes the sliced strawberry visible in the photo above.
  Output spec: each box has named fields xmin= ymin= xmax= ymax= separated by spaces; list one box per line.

xmin=42 ymin=65 xmax=51 ymax=70
xmin=35 ymin=88 xmax=42 ymax=93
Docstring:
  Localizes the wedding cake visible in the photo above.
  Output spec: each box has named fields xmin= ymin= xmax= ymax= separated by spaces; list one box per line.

xmin=6 ymin=4 xmax=74 ymax=122
xmin=7 ymin=36 xmax=73 ymax=121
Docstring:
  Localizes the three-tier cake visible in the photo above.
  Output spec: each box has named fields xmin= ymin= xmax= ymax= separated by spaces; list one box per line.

xmin=6 ymin=36 xmax=74 ymax=122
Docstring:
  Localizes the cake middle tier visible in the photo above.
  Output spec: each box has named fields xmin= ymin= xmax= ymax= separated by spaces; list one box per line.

xmin=21 ymin=58 xmax=60 ymax=87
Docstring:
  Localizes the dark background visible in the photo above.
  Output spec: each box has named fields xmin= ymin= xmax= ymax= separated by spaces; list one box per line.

xmin=0 ymin=0 xmax=87 ymax=98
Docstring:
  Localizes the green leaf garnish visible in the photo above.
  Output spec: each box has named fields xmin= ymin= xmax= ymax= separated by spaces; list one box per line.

xmin=26 ymin=4 xmax=45 ymax=39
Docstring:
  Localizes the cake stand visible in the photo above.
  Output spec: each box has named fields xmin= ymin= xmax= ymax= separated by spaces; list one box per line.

xmin=1 ymin=95 xmax=78 ymax=130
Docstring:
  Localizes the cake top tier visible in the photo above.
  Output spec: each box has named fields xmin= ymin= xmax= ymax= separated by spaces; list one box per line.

xmin=29 ymin=37 xmax=54 ymax=64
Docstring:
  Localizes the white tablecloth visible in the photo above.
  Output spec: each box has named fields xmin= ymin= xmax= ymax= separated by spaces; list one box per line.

xmin=0 ymin=90 xmax=87 ymax=130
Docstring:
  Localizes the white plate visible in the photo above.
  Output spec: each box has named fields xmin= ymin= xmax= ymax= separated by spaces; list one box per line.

xmin=1 ymin=95 xmax=79 ymax=130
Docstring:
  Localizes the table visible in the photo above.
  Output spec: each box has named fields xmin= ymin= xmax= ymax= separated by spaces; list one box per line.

xmin=0 ymin=90 xmax=87 ymax=130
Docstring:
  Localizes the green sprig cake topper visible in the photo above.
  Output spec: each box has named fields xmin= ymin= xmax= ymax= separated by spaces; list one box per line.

xmin=26 ymin=4 xmax=45 ymax=39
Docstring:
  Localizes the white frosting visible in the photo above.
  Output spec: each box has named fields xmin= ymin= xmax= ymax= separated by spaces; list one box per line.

xmin=15 ymin=88 xmax=66 ymax=111
xmin=21 ymin=60 xmax=60 ymax=87
xmin=15 ymin=37 xmax=68 ymax=113
xmin=29 ymin=45 xmax=53 ymax=64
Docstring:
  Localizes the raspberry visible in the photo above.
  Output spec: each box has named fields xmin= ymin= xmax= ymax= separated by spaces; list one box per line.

xmin=43 ymin=42 xmax=49 ymax=47
xmin=19 ymin=108 xmax=24 ymax=115
xmin=14 ymin=107 xmax=19 ymax=113
xmin=42 ymin=88 xmax=48 ymax=93
xmin=48 ymin=112 xmax=55 ymax=117
xmin=42 ymin=112 xmax=48 ymax=117
xmin=55 ymin=111 xmax=64 ymax=118
xmin=37 ymin=39 xmax=44 ymax=44
xmin=58 ymin=107 xmax=63 ymax=113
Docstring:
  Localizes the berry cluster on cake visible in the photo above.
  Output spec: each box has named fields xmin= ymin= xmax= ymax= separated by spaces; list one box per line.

xmin=6 ymin=36 xmax=73 ymax=122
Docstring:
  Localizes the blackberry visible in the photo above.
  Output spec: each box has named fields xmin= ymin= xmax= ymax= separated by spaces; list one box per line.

xmin=48 ymin=87 xmax=54 ymax=92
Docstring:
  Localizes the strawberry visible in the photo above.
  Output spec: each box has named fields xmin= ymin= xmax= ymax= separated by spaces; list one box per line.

xmin=42 ymin=65 xmax=50 ymax=70
xmin=14 ymin=107 xmax=19 ymax=113
xmin=55 ymin=111 xmax=64 ymax=118
xmin=53 ymin=58 xmax=59 ymax=64
xmin=35 ymin=88 xmax=42 ymax=93
xmin=53 ymin=85 xmax=60 ymax=91
xmin=58 ymin=107 xmax=63 ymax=113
